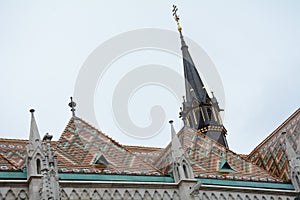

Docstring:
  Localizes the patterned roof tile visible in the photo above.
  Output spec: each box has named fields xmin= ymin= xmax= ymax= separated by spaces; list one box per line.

xmin=55 ymin=117 xmax=162 ymax=175
xmin=247 ymin=108 xmax=300 ymax=182
xmin=153 ymin=127 xmax=283 ymax=183
xmin=0 ymin=109 xmax=298 ymax=182
xmin=0 ymin=138 xmax=27 ymax=171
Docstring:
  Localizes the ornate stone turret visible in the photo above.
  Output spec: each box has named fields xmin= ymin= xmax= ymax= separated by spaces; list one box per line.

xmin=26 ymin=109 xmax=44 ymax=199
xmin=169 ymin=120 xmax=194 ymax=182
xmin=26 ymin=109 xmax=60 ymax=199
xmin=169 ymin=120 xmax=197 ymax=199
xmin=283 ymin=132 xmax=300 ymax=192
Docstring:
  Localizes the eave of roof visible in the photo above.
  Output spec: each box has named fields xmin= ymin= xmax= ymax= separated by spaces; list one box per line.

xmin=59 ymin=173 xmax=174 ymax=183
xmin=0 ymin=171 xmax=294 ymax=190
xmin=0 ymin=171 xmax=27 ymax=179
xmin=197 ymin=178 xmax=294 ymax=190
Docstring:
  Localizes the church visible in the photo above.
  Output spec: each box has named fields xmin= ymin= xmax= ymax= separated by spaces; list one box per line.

xmin=0 ymin=6 xmax=299 ymax=200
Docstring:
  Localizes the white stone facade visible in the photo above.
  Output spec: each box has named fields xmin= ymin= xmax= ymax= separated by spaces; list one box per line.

xmin=0 ymin=180 xmax=299 ymax=199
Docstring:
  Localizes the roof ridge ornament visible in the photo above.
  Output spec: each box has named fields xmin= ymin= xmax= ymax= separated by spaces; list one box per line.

xmin=68 ymin=97 xmax=76 ymax=118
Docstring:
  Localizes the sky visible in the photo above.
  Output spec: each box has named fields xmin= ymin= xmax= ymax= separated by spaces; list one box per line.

xmin=0 ymin=1 xmax=299 ymax=154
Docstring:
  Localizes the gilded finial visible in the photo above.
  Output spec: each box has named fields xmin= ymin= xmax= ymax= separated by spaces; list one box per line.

xmin=172 ymin=5 xmax=182 ymax=31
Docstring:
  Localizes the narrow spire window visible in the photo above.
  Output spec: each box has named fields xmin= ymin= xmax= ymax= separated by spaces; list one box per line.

xmin=176 ymin=166 xmax=180 ymax=180
xmin=36 ymin=159 xmax=41 ymax=174
xmin=183 ymin=164 xmax=188 ymax=178
xmin=207 ymin=108 xmax=212 ymax=121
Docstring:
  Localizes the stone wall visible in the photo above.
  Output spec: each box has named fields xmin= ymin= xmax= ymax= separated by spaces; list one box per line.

xmin=0 ymin=180 xmax=298 ymax=200
xmin=0 ymin=181 xmax=28 ymax=200
xmin=60 ymin=181 xmax=179 ymax=200
xmin=60 ymin=188 xmax=180 ymax=199
xmin=194 ymin=191 xmax=296 ymax=200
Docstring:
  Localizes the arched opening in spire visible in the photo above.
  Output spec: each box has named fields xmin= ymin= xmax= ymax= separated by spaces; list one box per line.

xmin=207 ymin=108 xmax=212 ymax=121
xmin=183 ymin=164 xmax=188 ymax=179
xmin=176 ymin=164 xmax=180 ymax=180
xmin=36 ymin=159 xmax=41 ymax=174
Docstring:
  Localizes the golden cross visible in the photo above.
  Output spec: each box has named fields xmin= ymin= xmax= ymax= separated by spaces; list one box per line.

xmin=172 ymin=5 xmax=182 ymax=31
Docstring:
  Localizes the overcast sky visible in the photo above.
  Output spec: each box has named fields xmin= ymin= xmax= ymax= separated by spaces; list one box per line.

xmin=0 ymin=1 xmax=299 ymax=154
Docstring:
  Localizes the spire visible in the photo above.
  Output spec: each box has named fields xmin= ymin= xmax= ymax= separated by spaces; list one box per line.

xmin=169 ymin=120 xmax=176 ymax=139
xmin=172 ymin=5 xmax=208 ymax=103
xmin=68 ymin=97 xmax=76 ymax=117
xmin=169 ymin=120 xmax=195 ymax=183
xmin=29 ymin=109 xmax=41 ymax=144
xmin=173 ymin=5 xmax=229 ymax=148
xmin=169 ymin=120 xmax=185 ymax=159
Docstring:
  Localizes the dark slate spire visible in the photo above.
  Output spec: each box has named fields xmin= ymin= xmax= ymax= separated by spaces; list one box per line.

xmin=172 ymin=6 xmax=208 ymax=104
xmin=173 ymin=5 xmax=229 ymax=148
xmin=179 ymin=30 xmax=209 ymax=103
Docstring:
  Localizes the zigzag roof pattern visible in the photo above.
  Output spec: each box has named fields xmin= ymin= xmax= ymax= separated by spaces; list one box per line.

xmin=248 ymin=108 xmax=300 ymax=182
xmin=0 ymin=139 xmax=28 ymax=172
xmin=152 ymin=127 xmax=282 ymax=182
xmin=55 ymin=117 xmax=162 ymax=175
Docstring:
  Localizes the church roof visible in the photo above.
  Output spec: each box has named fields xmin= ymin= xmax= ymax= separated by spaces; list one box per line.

xmin=0 ymin=109 xmax=298 ymax=184
xmin=0 ymin=118 xmax=162 ymax=176
xmin=55 ymin=117 xmax=162 ymax=175
xmin=247 ymin=108 xmax=300 ymax=182
xmin=0 ymin=155 xmax=20 ymax=172
xmin=0 ymin=138 xmax=58 ymax=172
xmin=124 ymin=145 xmax=163 ymax=165
xmin=153 ymin=127 xmax=283 ymax=183
xmin=0 ymin=138 xmax=28 ymax=172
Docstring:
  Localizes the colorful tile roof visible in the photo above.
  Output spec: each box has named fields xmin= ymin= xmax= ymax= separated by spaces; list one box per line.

xmin=0 ymin=138 xmax=27 ymax=172
xmin=124 ymin=145 xmax=163 ymax=165
xmin=153 ymin=127 xmax=283 ymax=183
xmin=247 ymin=108 xmax=300 ymax=182
xmin=55 ymin=117 xmax=162 ymax=175
xmin=0 ymin=109 xmax=298 ymax=184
